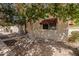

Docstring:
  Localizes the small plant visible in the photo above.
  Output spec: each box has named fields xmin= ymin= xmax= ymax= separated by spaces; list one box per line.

xmin=68 ymin=31 xmax=79 ymax=42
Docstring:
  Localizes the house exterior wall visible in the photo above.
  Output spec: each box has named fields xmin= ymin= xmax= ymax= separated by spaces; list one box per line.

xmin=27 ymin=19 xmax=68 ymax=41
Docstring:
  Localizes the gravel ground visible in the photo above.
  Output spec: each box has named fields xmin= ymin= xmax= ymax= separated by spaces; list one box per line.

xmin=8 ymin=35 xmax=76 ymax=56
xmin=0 ymin=33 xmax=79 ymax=56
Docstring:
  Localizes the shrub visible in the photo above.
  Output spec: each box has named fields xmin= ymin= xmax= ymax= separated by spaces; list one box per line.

xmin=68 ymin=31 xmax=79 ymax=42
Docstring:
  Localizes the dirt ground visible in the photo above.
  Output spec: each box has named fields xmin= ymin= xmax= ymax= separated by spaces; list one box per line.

xmin=0 ymin=33 xmax=79 ymax=56
xmin=8 ymin=37 xmax=78 ymax=55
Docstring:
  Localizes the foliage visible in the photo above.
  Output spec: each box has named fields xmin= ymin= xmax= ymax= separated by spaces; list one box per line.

xmin=0 ymin=3 xmax=15 ymax=26
xmin=68 ymin=31 xmax=79 ymax=42
xmin=1 ymin=3 xmax=79 ymax=26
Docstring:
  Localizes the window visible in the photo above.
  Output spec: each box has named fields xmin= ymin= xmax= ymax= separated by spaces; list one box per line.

xmin=43 ymin=24 xmax=56 ymax=30
xmin=40 ymin=18 xmax=57 ymax=30
xmin=43 ymin=24 xmax=48 ymax=29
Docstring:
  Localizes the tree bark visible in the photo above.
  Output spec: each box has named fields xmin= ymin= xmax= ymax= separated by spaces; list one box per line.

xmin=29 ymin=19 xmax=33 ymax=32
xmin=24 ymin=21 xmax=28 ymax=34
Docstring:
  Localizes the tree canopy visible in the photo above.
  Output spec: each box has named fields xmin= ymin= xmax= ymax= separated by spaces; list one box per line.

xmin=0 ymin=3 xmax=79 ymax=26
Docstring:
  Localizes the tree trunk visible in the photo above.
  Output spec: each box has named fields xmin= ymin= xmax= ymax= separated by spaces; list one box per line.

xmin=29 ymin=19 xmax=33 ymax=32
xmin=24 ymin=21 xmax=28 ymax=34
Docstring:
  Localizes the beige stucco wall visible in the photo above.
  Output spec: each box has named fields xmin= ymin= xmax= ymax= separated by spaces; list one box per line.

xmin=26 ymin=18 xmax=68 ymax=41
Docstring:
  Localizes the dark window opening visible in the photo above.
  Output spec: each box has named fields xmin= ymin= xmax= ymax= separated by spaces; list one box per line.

xmin=40 ymin=18 xmax=57 ymax=30
xmin=43 ymin=24 xmax=56 ymax=30
xmin=43 ymin=24 xmax=48 ymax=29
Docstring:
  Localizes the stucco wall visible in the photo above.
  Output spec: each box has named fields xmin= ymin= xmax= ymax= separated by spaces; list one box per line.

xmin=30 ymin=19 xmax=68 ymax=41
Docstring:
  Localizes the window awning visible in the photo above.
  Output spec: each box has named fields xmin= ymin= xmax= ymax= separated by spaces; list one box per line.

xmin=40 ymin=18 xmax=57 ymax=25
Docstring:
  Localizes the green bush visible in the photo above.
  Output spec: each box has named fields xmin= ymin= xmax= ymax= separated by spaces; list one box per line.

xmin=68 ymin=31 xmax=79 ymax=42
